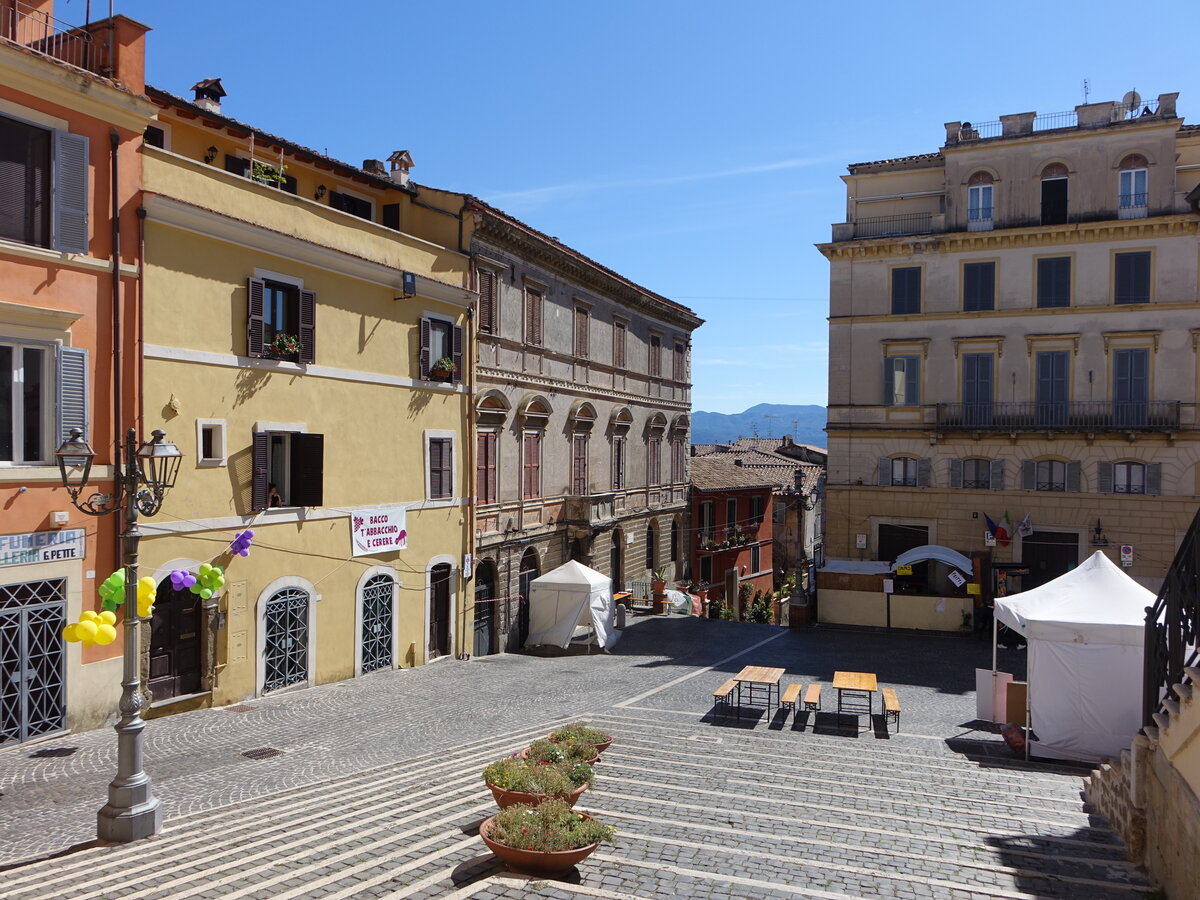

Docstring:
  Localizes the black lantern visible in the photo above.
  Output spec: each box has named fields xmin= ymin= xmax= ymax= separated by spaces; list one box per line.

xmin=55 ymin=427 xmax=96 ymax=493
xmin=137 ymin=429 xmax=182 ymax=492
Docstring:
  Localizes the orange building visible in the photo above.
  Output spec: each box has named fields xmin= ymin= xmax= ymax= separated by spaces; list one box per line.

xmin=1 ymin=2 xmax=156 ymax=742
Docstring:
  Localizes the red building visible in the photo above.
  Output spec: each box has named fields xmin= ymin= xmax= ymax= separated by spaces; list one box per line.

xmin=689 ymin=456 xmax=774 ymax=612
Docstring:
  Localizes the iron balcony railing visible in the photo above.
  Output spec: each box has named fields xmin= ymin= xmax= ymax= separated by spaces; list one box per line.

xmin=853 ymin=212 xmax=933 ymax=239
xmin=936 ymin=401 xmax=1180 ymax=432
xmin=1 ymin=0 xmax=96 ymax=73
xmin=1143 ymin=506 xmax=1200 ymax=729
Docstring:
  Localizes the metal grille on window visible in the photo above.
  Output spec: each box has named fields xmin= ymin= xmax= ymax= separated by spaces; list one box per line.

xmin=263 ymin=587 xmax=309 ymax=692
xmin=1 ymin=579 xmax=67 ymax=745
xmin=360 ymin=575 xmax=394 ymax=674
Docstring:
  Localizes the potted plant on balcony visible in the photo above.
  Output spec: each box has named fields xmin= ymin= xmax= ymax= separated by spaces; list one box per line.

xmin=269 ymin=332 xmax=302 ymax=359
xmin=478 ymin=799 xmax=615 ymax=876
xmin=482 ymin=754 xmax=594 ymax=810
xmin=430 ymin=356 xmax=457 ymax=380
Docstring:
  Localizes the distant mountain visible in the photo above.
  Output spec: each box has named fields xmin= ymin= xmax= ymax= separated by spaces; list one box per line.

xmin=692 ymin=404 xmax=827 ymax=447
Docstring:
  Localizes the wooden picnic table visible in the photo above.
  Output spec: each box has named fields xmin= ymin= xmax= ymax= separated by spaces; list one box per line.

xmin=832 ymin=670 xmax=878 ymax=717
xmin=734 ymin=665 xmax=786 ymax=712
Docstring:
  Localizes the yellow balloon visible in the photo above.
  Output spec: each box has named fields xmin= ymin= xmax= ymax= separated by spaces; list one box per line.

xmin=81 ymin=637 xmax=95 ymax=648
xmin=94 ymin=624 xmax=117 ymax=645
xmin=63 ymin=623 xmax=80 ymax=642
xmin=76 ymin=619 xmax=98 ymax=640
xmin=138 ymin=601 xmax=153 ymax=618
xmin=99 ymin=610 xmax=117 ymax=625
xmin=80 ymin=610 xmax=99 ymax=622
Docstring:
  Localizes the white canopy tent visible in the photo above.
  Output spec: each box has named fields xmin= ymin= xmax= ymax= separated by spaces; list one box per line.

xmin=525 ymin=560 xmax=621 ymax=651
xmin=993 ymin=551 xmax=1154 ymax=762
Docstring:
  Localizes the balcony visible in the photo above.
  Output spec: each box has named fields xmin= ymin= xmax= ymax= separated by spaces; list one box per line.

xmin=935 ymin=401 xmax=1180 ymax=433
xmin=562 ymin=492 xmax=616 ymax=527
xmin=1 ymin=1 xmax=99 ymax=74
xmin=846 ymin=212 xmax=935 ymax=240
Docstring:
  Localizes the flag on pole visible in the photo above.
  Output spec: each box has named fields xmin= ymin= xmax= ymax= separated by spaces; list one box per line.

xmin=1017 ymin=513 xmax=1034 ymax=538
xmin=983 ymin=513 xmax=1010 ymax=547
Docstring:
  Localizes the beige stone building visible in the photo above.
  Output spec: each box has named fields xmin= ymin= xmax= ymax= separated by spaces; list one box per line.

xmin=818 ymin=90 xmax=1200 ymax=614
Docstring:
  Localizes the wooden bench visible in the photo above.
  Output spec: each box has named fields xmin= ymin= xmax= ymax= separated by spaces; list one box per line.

xmin=713 ymin=678 xmax=740 ymax=720
xmin=780 ymin=683 xmax=802 ymax=714
xmin=803 ymin=684 xmax=822 ymax=712
xmin=882 ymin=688 xmax=901 ymax=732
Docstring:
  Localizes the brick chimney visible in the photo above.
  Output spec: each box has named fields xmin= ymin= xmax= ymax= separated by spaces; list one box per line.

xmin=191 ymin=78 xmax=226 ymax=114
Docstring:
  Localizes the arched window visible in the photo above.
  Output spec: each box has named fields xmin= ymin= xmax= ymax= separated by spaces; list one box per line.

xmin=359 ymin=572 xmax=395 ymax=674
xmin=263 ymin=586 xmax=311 ymax=692
xmin=645 ymin=524 xmax=656 ymax=573
xmin=967 ymin=171 xmax=993 ymax=230
xmin=1041 ymin=163 xmax=1069 ymax=225
xmin=1118 ymin=154 xmax=1148 ymax=217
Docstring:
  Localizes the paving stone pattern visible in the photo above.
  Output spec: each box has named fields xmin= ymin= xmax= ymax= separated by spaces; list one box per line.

xmin=0 ymin=617 xmax=1149 ymax=898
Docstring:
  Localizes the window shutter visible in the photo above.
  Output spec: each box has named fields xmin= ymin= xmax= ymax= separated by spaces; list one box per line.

xmin=574 ymin=308 xmax=588 ymax=358
xmin=298 ymin=289 xmax=316 ymax=364
xmin=1146 ymin=462 xmax=1162 ymax=496
xmin=451 ymin=325 xmax=464 ymax=383
xmin=246 ymin=278 xmax=266 ymax=358
xmin=478 ymin=269 xmax=495 ymax=335
xmin=224 ymin=155 xmax=249 ymax=176
xmin=382 ymin=203 xmax=400 ymax=231
xmin=56 ymin=346 xmax=88 ymax=445
xmin=419 ymin=317 xmax=431 ymax=379
xmin=876 ymin=457 xmax=890 ymax=487
xmin=948 ymin=458 xmax=963 ymax=490
xmin=281 ymin=174 xmax=298 ymax=195
xmin=52 ymin=131 xmax=89 ymax=254
xmin=1097 ymin=460 xmax=1114 ymax=494
xmin=290 ymin=432 xmax=325 ymax=507
xmin=1021 ymin=460 xmax=1035 ymax=491
xmin=526 ymin=290 xmax=542 ymax=345
xmin=1066 ymin=460 xmax=1081 ymax=493
xmin=613 ymin=321 xmax=626 ymax=367
xmin=883 ymin=358 xmax=893 ymax=405
xmin=989 ymin=459 xmax=1005 ymax=491
xmin=252 ymin=432 xmax=269 ymax=510
xmin=906 ymin=357 xmax=918 ymax=405
xmin=917 ymin=457 xmax=932 ymax=488
xmin=428 ymin=438 xmax=443 ymax=498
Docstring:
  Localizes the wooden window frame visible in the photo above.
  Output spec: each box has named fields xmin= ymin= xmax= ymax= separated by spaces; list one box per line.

xmin=476 ymin=430 xmax=498 ymax=504
xmin=522 ymin=431 xmax=542 ymax=500
xmin=573 ymin=305 xmax=590 ymax=359
xmin=649 ymin=333 xmax=662 ymax=377
xmin=572 ymin=432 xmax=589 ymax=496
xmin=890 ymin=266 xmax=922 ymax=315
xmin=477 ymin=267 xmax=500 ymax=336
xmin=425 ymin=430 xmax=456 ymax=501
xmin=524 ymin=285 xmax=544 ymax=347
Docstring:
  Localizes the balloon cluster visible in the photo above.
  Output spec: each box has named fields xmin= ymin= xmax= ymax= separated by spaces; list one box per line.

xmin=136 ymin=576 xmax=156 ymax=618
xmin=97 ymin=569 xmax=126 ymax=612
xmin=169 ymin=568 xmax=197 ymax=591
xmin=230 ymin=529 xmax=254 ymax=557
xmin=189 ymin=563 xmax=225 ymax=600
xmin=63 ymin=609 xmax=117 ymax=646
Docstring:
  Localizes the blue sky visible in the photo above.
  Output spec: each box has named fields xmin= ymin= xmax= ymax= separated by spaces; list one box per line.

xmin=102 ymin=0 xmax=1196 ymax=414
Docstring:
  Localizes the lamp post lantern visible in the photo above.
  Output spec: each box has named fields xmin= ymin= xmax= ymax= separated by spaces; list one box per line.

xmin=56 ymin=426 xmax=182 ymax=842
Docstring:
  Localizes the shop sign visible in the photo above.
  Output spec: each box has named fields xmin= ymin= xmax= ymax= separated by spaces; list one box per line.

xmin=967 ymin=583 xmax=981 ymax=595
xmin=0 ymin=529 xmax=86 ymax=568
xmin=896 ymin=565 xmax=913 ymax=576
xmin=350 ymin=508 xmax=408 ymax=557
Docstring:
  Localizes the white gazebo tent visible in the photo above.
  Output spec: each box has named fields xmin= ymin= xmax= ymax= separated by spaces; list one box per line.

xmin=993 ymin=551 xmax=1153 ymax=762
xmin=525 ymin=560 xmax=621 ymax=651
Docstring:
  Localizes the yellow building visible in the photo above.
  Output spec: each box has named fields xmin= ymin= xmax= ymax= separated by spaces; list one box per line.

xmin=817 ymin=91 xmax=1200 ymax=628
xmin=138 ymin=82 xmax=473 ymax=712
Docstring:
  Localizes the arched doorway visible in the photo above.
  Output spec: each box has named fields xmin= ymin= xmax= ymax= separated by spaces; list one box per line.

xmin=262 ymin=585 xmax=311 ymax=693
xmin=473 ymin=559 xmax=497 ymax=657
xmin=610 ymin=529 xmax=624 ymax=590
xmin=428 ymin=563 xmax=453 ymax=659
xmin=359 ymin=571 xmax=395 ymax=674
xmin=514 ymin=547 xmax=538 ymax=651
xmin=148 ymin=576 xmax=202 ymax=701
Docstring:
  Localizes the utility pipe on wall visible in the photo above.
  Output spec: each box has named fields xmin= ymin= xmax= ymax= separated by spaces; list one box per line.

xmin=109 ymin=129 xmax=123 ymax=574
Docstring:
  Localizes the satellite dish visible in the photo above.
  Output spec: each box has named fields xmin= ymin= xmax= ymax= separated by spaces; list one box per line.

xmin=1122 ymin=90 xmax=1142 ymax=115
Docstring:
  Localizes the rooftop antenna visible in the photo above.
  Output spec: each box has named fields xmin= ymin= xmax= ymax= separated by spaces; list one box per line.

xmin=1082 ymin=78 xmax=1090 ymax=104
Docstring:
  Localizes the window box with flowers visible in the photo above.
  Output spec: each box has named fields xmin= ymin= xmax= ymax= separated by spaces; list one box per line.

xmin=268 ymin=332 xmax=303 ymax=360
xmin=430 ymin=356 xmax=458 ymax=381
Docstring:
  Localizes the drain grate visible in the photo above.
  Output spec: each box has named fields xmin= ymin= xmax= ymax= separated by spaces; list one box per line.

xmin=691 ymin=736 xmax=721 ymax=744
xmin=242 ymin=747 xmax=283 ymax=760
xmin=224 ymin=705 xmax=255 ymax=713
xmin=29 ymin=746 xmax=79 ymax=758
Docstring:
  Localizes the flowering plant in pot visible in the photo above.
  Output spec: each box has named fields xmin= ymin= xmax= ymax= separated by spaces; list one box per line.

xmin=482 ymin=755 xmax=594 ymax=809
xmin=430 ymin=356 xmax=457 ymax=379
xmin=522 ymin=737 xmax=598 ymax=766
xmin=270 ymin=332 xmax=302 ymax=357
xmin=479 ymin=799 xmax=615 ymax=876
xmin=547 ymin=721 xmax=613 ymax=756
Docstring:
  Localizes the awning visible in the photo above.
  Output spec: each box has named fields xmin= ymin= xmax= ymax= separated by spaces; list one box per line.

xmin=892 ymin=544 xmax=973 ymax=575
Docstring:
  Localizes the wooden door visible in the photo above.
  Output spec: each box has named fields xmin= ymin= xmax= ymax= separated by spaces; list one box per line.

xmin=429 ymin=563 xmax=452 ymax=658
xmin=148 ymin=580 xmax=202 ymax=701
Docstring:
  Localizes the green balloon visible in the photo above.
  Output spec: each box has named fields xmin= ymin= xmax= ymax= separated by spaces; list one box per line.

xmin=200 ymin=588 xmax=212 ymax=599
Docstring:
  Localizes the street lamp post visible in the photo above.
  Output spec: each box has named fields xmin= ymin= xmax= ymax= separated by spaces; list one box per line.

xmin=56 ymin=426 xmax=182 ymax=842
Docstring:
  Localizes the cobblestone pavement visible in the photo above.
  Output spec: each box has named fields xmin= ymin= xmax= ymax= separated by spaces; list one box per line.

xmin=1 ymin=617 xmax=1149 ymax=898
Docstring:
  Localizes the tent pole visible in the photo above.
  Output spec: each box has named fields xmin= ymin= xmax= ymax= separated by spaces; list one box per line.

xmin=991 ymin=613 xmax=999 ymax=724
xmin=1025 ymin=686 xmax=1031 ymax=762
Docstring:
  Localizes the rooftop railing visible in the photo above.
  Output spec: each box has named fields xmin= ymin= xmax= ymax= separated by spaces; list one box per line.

xmin=1 ymin=1 xmax=97 ymax=74
xmin=852 ymin=212 xmax=933 ymax=239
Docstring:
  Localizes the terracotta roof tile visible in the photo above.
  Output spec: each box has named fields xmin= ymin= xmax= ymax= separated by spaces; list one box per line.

xmin=690 ymin=457 xmax=779 ymax=492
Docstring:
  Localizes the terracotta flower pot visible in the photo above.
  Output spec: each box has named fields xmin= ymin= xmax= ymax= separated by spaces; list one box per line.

xmin=545 ymin=733 xmax=612 ymax=756
xmin=479 ymin=814 xmax=601 ymax=876
xmin=485 ymin=778 xmax=589 ymax=810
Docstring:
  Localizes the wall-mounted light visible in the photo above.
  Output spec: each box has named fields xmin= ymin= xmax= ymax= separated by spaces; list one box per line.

xmin=314 ymin=184 xmax=327 ymax=201
xmin=204 ymin=146 xmax=218 ymax=164
xmin=1092 ymin=519 xmax=1109 ymax=547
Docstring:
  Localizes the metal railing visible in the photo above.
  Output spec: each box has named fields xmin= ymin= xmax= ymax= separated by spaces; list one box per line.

xmin=1033 ymin=110 xmax=1078 ymax=131
xmin=853 ymin=212 xmax=933 ymax=239
xmin=1142 ymin=506 xmax=1200 ymax=728
xmin=935 ymin=401 xmax=1180 ymax=432
xmin=1119 ymin=192 xmax=1148 ymax=209
xmin=0 ymin=1 xmax=96 ymax=72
